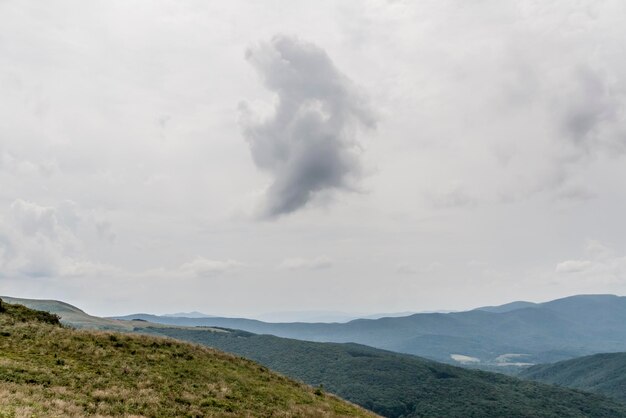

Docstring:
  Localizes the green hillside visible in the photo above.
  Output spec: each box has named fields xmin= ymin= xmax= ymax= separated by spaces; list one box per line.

xmin=521 ymin=352 xmax=626 ymax=404
xmin=141 ymin=326 xmax=626 ymax=418
xmin=0 ymin=299 xmax=374 ymax=418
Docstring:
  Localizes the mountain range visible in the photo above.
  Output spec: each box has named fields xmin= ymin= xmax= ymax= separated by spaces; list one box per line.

xmin=113 ymin=294 xmax=626 ymax=369
xmin=6 ymin=295 xmax=626 ymax=417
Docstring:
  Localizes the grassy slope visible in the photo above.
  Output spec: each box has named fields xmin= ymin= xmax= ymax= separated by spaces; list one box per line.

xmin=521 ymin=352 xmax=626 ymax=404
xmin=0 ymin=301 xmax=374 ymax=418
xmin=142 ymin=326 xmax=626 ymax=418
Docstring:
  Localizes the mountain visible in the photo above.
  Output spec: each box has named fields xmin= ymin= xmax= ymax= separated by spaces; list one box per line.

xmin=255 ymin=310 xmax=363 ymax=323
xmin=0 ymin=299 xmax=373 ymax=417
xmin=475 ymin=301 xmax=539 ymax=313
xmin=255 ymin=310 xmax=421 ymax=323
xmin=7 ymin=296 xmax=626 ymax=418
xmin=520 ymin=352 xmax=626 ymax=404
xmin=163 ymin=311 xmax=214 ymax=318
xmin=138 ymin=324 xmax=626 ymax=418
xmin=113 ymin=294 xmax=626 ymax=369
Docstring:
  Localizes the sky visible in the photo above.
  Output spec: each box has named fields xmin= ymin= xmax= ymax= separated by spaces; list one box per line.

xmin=1 ymin=0 xmax=626 ymax=318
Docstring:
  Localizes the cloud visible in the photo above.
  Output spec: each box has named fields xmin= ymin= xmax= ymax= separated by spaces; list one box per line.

xmin=0 ymin=199 xmax=115 ymax=278
xmin=0 ymin=199 xmax=242 ymax=285
xmin=179 ymin=257 xmax=242 ymax=278
xmin=278 ymin=256 xmax=333 ymax=271
xmin=240 ymin=35 xmax=376 ymax=218
xmin=555 ymin=185 xmax=596 ymax=202
xmin=10 ymin=199 xmax=61 ymax=238
xmin=395 ymin=261 xmax=443 ymax=275
xmin=427 ymin=183 xmax=476 ymax=209
xmin=0 ymin=149 xmax=58 ymax=177
xmin=468 ymin=260 xmax=488 ymax=268
xmin=558 ymin=67 xmax=626 ymax=155
xmin=95 ymin=220 xmax=116 ymax=243
xmin=395 ymin=263 xmax=417 ymax=275
xmin=555 ymin=240 xmax=613 ymax=275
xmin=0 ymin=200 xmax=76 ymax=278
xmin=555 ymin=260 xmax=593 ymax=274
xmin=584 ymin=240 xmax=615 ymax=261
xmin=555 ymin=240 xmax=626 ymax=282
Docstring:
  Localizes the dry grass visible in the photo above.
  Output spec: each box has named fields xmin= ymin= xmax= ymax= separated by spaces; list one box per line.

xmin=0 ymin=301 xmax=376 ymax=418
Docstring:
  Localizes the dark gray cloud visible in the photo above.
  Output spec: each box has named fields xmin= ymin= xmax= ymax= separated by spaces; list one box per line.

xmin=428 ymin=184 xmax=476 ymax=210
xmin=240 ymin=35 xmax=376 ymax=218
xmin=555 ymin=185 xmax=596 ymax=202
xmin=560 ymin=67 xmax=625 ymax=155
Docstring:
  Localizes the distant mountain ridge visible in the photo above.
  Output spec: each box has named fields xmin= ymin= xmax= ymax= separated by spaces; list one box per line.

xmin=475 ymin=301 xmax=539 ymax=313
xmin=145 ymin=310 xmax=427 ymax=324
xmin=163 ymin=311 xmax=215 ymax=318
xmin=9 ymin=294 xmax=626 ymax=370
xmin=5 ymin=296 xmax=626 ymax=418
xmin=113 ymin=294 xmax=626 ymax=369
xmin=254 ymin=310 xmax=422 ymax=323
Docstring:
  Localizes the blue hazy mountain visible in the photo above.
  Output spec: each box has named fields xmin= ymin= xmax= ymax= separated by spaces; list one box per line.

xmin=162 ymin=311 xmax=215 ymax=318
xmin=254 ymin=310 xmax=422 ymax=323
xmin=475 ymin=301 xmax=539 ymax=313
xmin=114 ymin=294 xmax=626 ymax=369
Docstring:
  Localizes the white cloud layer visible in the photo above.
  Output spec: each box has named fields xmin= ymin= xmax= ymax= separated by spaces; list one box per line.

xmin=0 ymin=199 xmax=83 ymax=278
xmin=555 ymin=241 xmax=626 ymax=283
xmin=556 ymin=260 xmax=593 ymax=274
xmin=0 ymin=199 xmax=240 ymax=284
xmin=179 ymin=258 xmax=243 ymax=278
xmin=2 ymin=1 xmax=626 ymax=316
xmin=278 ymin=256 xmax=333 ymax=271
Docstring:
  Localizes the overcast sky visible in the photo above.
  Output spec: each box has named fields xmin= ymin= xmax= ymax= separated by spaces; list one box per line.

xmin=1 ymin=0 xmax=626 ymax=318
